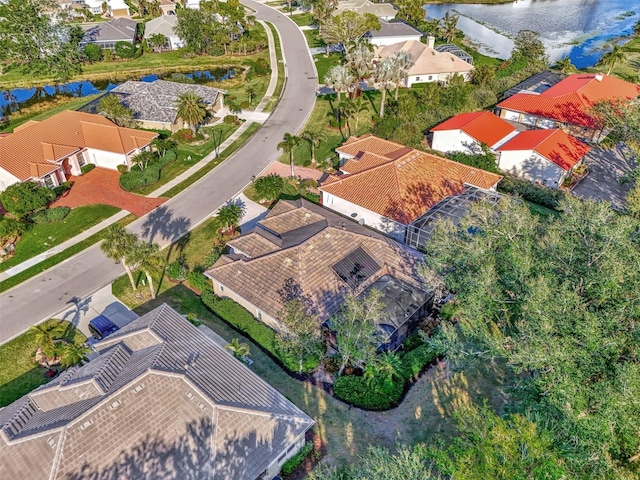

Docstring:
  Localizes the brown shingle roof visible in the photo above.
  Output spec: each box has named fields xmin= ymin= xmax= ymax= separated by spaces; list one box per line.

xmin=206 ymin=200 xmax=425 ymax=323
xmin=0 ymin=111 xmax=157 ymax=181
xmin=321 ymin=136 xmax=503 ymax=225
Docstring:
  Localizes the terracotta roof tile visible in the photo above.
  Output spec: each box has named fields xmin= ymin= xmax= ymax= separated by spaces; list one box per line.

xmin=227 ymin=232 xmax=281 ymax=258
xmin=431 ymin=111 xmax=516 ymax=147
xmin=337 ymin=134 xmax=412 ymax=159
xmin=497 ymin=129 xmax=591 ymax=171
xmin=497 ymin=73 xmax=640 ymax=128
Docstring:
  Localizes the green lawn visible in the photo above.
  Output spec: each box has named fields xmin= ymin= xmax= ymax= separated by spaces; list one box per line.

xmin=304 ymin=28 xmax=325 ymax=49
xmin=263 ymin=22 xmax=286 ymax=113
xmin=0 ymin=319 xmax=87 ymax=407
xmin=0 ymin=204 xmax=120 ymax=273
xmin=290 ymin=12 xmax=314 ymax=27
xmin=314 ymin=53 xmax=342 ymax=84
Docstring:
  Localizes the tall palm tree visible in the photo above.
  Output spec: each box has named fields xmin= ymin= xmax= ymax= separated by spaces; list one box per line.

xmin=132 ymin=241 xmax=164 ymax=300
xmin=302 ymin=129 xmax=327 ymax=167
xmin=174 ymin=91 xmax=208 ymax=133
xmin=216 ymin=201 xmax=246 ymax=236
xmin=324 ymin=65 xmax=354 ymax=104
xmin=277 ymin=132 xmax=302 ymax=177
xmin=554 ymin=56 xmax=577 ymax=74
xmin=599 ymin=44 xmax=626 ymax=75
xmin=372 ymin=58 xmax=395 ymax=119
xmin=100 ymin=224 xmax=139 ymax=290
xmin=439 ymin=11 xmax=459 ymax=43
xmin=391 ymin=50 xmax=415 ymax=100
xmin=58 ymin=342 xmax=91 ymax=368
xmin=345 ymin=41 xmax=374 ymax=96
xmin=30 ymin=323 xmax=65 ymax=359
xmin=340 ymin=100 xmax=356 ymax=137
xmin=225 ymin=337 xmax=251 ymax=361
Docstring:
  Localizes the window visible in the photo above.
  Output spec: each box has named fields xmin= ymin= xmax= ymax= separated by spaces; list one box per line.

xmin=415 ymin=76 xmax=421 ymax=81
xmin=257 ymin=311 xmax=262 ymax=320
xmin=76 ymin=152 xmax=86 ymax=167
xmin=428 ymin=75 xmax=433 ymax=80
xmin=219 ymin=284 xmax=224 ymax=292
xmin=43 ymin=175 xmax=55 ymax=188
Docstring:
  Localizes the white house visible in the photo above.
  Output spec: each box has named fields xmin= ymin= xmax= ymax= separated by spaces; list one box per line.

xmin=0 ymin=111 xmax=157 ymax=191
xmin=375 ymin=38 xmax=473 ymax=87
xmin=83 ymin=0 xmax=130 ymax=16
xmin=430 ymin=111 xmax=518 ymax=154
xmin=144 ymin=15 xmax=184 ymax=50
xmin=497 ymin=128 xmax=591 ymax=188
xmin=365 ymin=19 xmax=422 ymax=47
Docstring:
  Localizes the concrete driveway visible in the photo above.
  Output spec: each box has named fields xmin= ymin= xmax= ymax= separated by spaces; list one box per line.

xmin=573 ymin=143 xmax=637 ymax=210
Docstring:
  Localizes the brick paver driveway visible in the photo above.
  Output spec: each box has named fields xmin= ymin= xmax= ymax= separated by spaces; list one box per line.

xmin=572 ymin=143 xmax=637 ymax=210
xmin=53 ymin=168 xmax=167 ymax=217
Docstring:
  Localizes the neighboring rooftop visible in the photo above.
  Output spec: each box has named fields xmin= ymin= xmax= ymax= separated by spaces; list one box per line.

xmin=144 ymin=14 xmax=179 ymax=39
xmin=375 ymin=40 xmax=474 ymax=76
xmin=434 ymin=44 xmax=473 ymax=64
xmin=321 ymin=135 xmax=502 ymax=225
xmin=366 ymin=19 xmax=422 ymax=39
xmin=502 ymin=70 xmax=565 ymax=100
xmin=0 ymin=110 xmax=157 ymax=181
xmin=80 ymin=18 xmax=138 ymax=45
xmin=498 ymin=128 xmax=591 ymax=171
xmin=431 ymin=111 xmax=517 ymax=148
xmin=110 ymin=80 xmax=223 ymax=124
xmin=334 ymin=0 xmax=397 ymax=19
xmin=205 ymin=198 xmax=426 ymax=324
xmin=0 ymin=304 xmax=313 ymax=480
xmin=497 ymin=73 xmax=640 ymax=129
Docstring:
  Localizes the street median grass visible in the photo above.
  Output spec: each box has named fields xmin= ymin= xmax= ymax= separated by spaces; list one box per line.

xmin=263 ymin=22 xmax=286 ymax=113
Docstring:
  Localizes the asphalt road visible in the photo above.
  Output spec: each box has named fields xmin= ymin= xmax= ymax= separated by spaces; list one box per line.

xmin=0 ymin=2 xmax=318 ymax=343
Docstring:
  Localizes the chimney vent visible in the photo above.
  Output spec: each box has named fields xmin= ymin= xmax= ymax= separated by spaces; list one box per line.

xmin=595 ymin=73 xmax=603 ymax=82
xmin=427 ymin=36 xmax=435 ymax=49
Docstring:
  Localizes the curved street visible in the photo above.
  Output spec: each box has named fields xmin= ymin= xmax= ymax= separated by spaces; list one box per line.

xmin=0 ymin=2 xmax=318 ymax=343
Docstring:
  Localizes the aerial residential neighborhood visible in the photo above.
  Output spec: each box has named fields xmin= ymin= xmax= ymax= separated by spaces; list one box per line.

xmin=0 ymin=0 xmax=639 ymax=479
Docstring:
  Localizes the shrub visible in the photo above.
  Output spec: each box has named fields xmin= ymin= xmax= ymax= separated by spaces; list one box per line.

xmin=115 ymin=41 xmax=137 ymax=59
xmin=52 ymin=181 xmax=73 ymax=197
xmin=0 ymin=217 xmax=26 ymax=242
xmin=498 ymin=176 xmax=565 ymax=209
xmin=187 ymin=270 xmax=209 ymax=292
xmin=334 ymin=374 xmax=404 ymax=410
xmin=82 ymin=43 xmax=102 ymax=62
xmin=30 ymin=207 xmax=71 ymax=224
xmin=156 ymin=150 xmax=177 ymax=167
xmin=400 ymin=344 xmax=439 ymax=381
xmin=117 ymin=164 xmax=129 ymax=174
xmin=281 ymin=442 xmax=314 ymax=476
xmin=172 ymin=129 xmax=204 ymax=143
xmin=119 ymin=164 xmax=161 ymax=191
xmin=166 ymin=261 xmax=189 ymax=281
xmin=223 ymin=115 xmax=238 ymax=125
xmin=0 ymin=181 xmax=56 ymax=219
xmin=81 ymin=163 xmax=95 ymax=175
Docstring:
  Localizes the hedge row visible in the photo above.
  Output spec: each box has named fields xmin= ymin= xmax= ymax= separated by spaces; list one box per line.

xmin=30 ymin=206 xmax=71 ymax=224
xmin=200 ymin=290 xmax=319 ymax=373
xmin=498 ymin=176 xmax=565 ymax=210
xmin=119 ymin=164 xmax=161 ymax=191
xmin=281 ymin=442 xmax=314 ymax=476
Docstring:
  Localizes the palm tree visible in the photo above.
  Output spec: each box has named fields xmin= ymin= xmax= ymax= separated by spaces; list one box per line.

xmin=324 ymin=65 xmax=354 ymax=104
xmin=216 ymin=201 xmax=246 ymax=236
xmin=470 ymin=64 xmax=496 ymax=87
xmin=58 ymin=342 xmax=91 ymax=368
xmin=439 ymin=12 xmax=459 ymax=43
xmin=30 ymin=323 xmax=65 ymax=359
xmin=340 ymin=100 xmax=356 ymax=137
xmin=246 ymin=86 xmax=256 ymax=105
xmin=346 ymin=97 xmax=369 ymax=137
xmin=174 ymin=91 xmax=208 ymax=133
xmin=598 ymin=43 xmax=626 ymax=75
xmin=391 ymin=50 xmax=415 ymax=100
xmin=132 ymin=241 xmax=164 ymax=300
xmin=345 ymin=41 xmax=374 ymax=96
xmin=100 ymin=224 xmax=138 ymax=291
xmin=554 ymin=57 xmax=577 ymax=74
xmin=372 ymin=58 xmax=395 ymax=119
xmin=225 ymin=337 xmax=251 ymax=361
xmin=301 ymin=129 xmax=327 ymax=167
xmin=253 ymin=174 xmax=285 ymax=203
xmin=277 ymin=132 xmax=302 ymax=177
xmin=364 ymin=351 xmax=403 ymax=393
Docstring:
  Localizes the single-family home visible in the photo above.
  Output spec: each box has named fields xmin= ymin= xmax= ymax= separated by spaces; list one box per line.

xmin=496 ymin=128 xmax=591 ymax=188
xmin=83 ymin=0 xmax=130 ymax=17
xmin=319 ymin=135 xmax=503 ymax=249
xmin=185 ymin=0 xmax=201 ymax=9
xmin=430 ymin=111 xmax=519 ymax=154
xmin=79 ymin=18 xmax=137 ymax=51
xmin=144 ymin=15 xmax=184 ymax=50
xmin=375 ymin=38 xmax=474 ymax=87
xmin=0 ymin=304 xmax=314 ymax=480
xmin=0 ymin=110 xmax=157 ymax=191
xmin=334 ymin=0 xmax=397 ymax=20
xmin=205 ymin=199 xmax=433 ymax=351
xmin=110 ymin=80 xmax=224 ymax=132
xmin=158 ymin=0 xmax=177 ymax=15
xmin=365 ymin=19 xmax=422 ymax=47
xmin=496 ymin=73 xmax=640 ymax=142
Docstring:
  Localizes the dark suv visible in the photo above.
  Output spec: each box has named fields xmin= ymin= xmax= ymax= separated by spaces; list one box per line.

xmin=88 ymin=315 xmax=120 ymax=340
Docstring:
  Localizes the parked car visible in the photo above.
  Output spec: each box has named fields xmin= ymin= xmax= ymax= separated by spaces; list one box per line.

xmin=88 ymin=315 xmax=120 ymax=340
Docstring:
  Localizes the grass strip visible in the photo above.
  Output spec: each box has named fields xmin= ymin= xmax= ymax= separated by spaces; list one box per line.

xmin=263 ymin=22 xmax=286 ymax=113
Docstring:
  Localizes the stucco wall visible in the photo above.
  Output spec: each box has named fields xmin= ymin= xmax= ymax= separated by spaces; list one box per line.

xmin=498 ymin=150 xmax=566 ymax=188
xmin=407 ymin=71 xmax=471 ymax=87
xmin=498 ymin=108 xmax=601 ymax=142
xmin=431 ymin=130 xmax=480 ymax=154
xmin=0 ymin=169 xmax=22 ymax=192
xmin=369 ymin=34 xmax=422 ymax=47
xmin=321 ymin=192 xmax=406 ymax=241
xmin=85 ymin=148 xmax=128 ymax=170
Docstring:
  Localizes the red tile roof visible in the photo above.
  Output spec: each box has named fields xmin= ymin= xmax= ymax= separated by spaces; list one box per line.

xmin=321 ymin=135 xmax=502 ymax=225
xmin=498 ymin=129 xmax=591 ymax=171
xmin=497 ymin=73 xmax=640 ymax=129
xmin=431 ymin=111 xmax=516 ymax=147
xmin=0 ymin=110 xmax=157 ymax=181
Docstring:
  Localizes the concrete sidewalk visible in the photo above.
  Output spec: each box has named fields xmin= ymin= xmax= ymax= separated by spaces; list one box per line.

xmin=0 ymin=20 xmax=281 ymax=283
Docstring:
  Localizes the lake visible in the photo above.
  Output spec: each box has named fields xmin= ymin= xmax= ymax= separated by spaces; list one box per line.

xmin=425 ymin=0 xmax=640 ymax=67
xmin=0 ymin=68 xmax=234 ymax=114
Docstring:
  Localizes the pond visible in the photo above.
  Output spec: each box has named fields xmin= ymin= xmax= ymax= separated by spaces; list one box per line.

xmin=0 ymin=68 xmax=234 ymax=114
xmin=425 ymin=0 xmax=640 ymax=67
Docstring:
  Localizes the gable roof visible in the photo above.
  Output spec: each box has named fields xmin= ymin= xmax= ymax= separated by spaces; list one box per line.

xmin=367 ymin=19 xmax=422 ymax=38
xmin=0 ymin=111 xmax=157 ymax=181
xmin=334 ymin=0 xmax=397 ymax=18
xmin=205 ymin=199 xmax=425 ymax=323
xmin=431 ymin=111 xmax=517 ymax=147
xmin=321 ymin=135 xmax=502 ymax=225
xmin=497 ymin=73 xmax=640 ymax=129
xmin=110 ymin=80 xmax=222 ymax=124
xmin=0 ymin=304 xmax=313 ymax=480
xmin=144 ymin=15 xmax=179 ymax=39
xmin=80 ymin=18 xmax=137 ymax=44
xmin=497 ymin=128 xmax=591 ymax=171
xmin=375 ymin=40 xmax=474 ymax=76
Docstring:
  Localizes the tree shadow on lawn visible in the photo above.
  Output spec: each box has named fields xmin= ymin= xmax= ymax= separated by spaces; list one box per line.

xmin=0 ymin=367 xmax=52 ymax=407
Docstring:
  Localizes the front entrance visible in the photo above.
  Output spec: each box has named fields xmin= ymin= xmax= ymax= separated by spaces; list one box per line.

xmin=62 ymin=158 xmax=72 ymax=178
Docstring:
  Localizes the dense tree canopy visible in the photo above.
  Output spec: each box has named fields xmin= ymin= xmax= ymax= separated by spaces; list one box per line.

xmin=0 ymin=182 xmax=55 ymax=219
xmin=319 ymin=11 xmax=380 ymax=54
